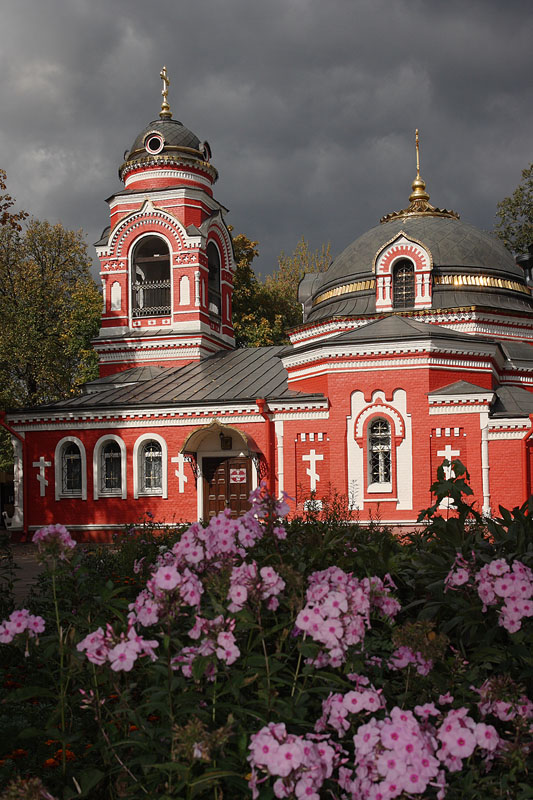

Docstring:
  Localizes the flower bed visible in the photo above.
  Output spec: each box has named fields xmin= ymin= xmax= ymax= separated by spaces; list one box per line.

xmin=0 ymin=462 xmax=532 ymax=799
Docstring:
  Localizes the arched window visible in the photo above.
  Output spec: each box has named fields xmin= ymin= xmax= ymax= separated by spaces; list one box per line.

xmin=54 ymin=437 xmax=87 ymax=500
xmin=133 ymin=433 xmax=168 ymax=499
xmin=392 ymin=259 xmax=415 ymax=308
xmin=101 ymin=441 xmax=122 ymax=493
xmin=368 ymin=418 xmax=391 ymax=485
xmin=207 ymin=242 xmax=221 ymax=317
xmin=141 ymin=440 xmax=162 ymax=493
xmin=131 ymin=236 xmax=171 ymax=317
xmin=62 ymin=443 xmax=82 ymax=494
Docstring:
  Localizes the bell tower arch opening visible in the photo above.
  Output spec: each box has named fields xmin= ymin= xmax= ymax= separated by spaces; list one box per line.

xmin=131 ymin=235 xmax=171 ymax=318
xmin=207 ymin=242 xmax=221 ymax=318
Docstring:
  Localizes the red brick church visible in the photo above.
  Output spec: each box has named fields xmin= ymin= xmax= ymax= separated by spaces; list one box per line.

xmin=4 ymin=72 xmax=533 ymax=539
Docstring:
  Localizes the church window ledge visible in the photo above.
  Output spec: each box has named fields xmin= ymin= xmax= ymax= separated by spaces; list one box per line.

xmin=54 ymin=437 xmax=87 ymax=500
xmin=367 ymin=482 xmax=392 ymax=494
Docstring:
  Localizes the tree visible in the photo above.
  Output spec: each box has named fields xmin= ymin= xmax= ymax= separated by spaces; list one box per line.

xmin=0 ymin=169 xmax=27 ymax=231
xmin=231 ymin=231 xmax=331 ymax=347
xmin=0 ymin=183 xmax=102 ymax=469
xmin=495 ymin=162 xmax=533 ymax=255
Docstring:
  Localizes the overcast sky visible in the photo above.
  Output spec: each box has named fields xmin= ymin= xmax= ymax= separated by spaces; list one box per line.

xmin=0 ymin=0 xmax=531 ymax=280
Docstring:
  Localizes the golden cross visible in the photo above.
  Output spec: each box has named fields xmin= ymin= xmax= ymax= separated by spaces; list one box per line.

xmin=159 ymin=66 xmax=172 ymax=118
xmin=415 ymin=129 xmax=420 ymax=177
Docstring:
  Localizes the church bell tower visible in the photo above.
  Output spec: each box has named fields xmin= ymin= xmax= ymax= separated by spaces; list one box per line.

xmin=93 ymin=67 xmax=235 ymax=377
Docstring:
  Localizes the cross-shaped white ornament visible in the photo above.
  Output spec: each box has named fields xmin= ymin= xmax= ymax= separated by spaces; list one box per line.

xmin=33 ymin=456 xmax=51 ymax=497
xmin=302 ymin=449 xmax=324 ymax=492
xmin=171 ymin=454 xmax=188 ymax=493
xmin=437 ymin=445 xmax=461 ymax=479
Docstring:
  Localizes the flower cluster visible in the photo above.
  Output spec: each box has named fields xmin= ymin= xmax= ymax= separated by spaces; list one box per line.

xmin=436 ymin=708 xmax=499 ymax=772
xmin=248 ymin=722 xmax=340 ymax=800
xmin=32 ymin=523 xmax=76 ymax=560
xmin=315 ymin=676 xmax=385 ymax=735
xmin=474 ymin=676 xmax=533 ymax=722
xmin=388 ymin=645 xmax=433 ymax=676
xmin=445 ymin=554 xmax=533 ymax=634
xmin=172 ymin=615 xmax=240 ymax=679
xmin=476 ymin=559 xmax=533 ymax=633
xmin=343 ymin=707 xmax=445 ymax=798
xmin=295 ymin=567 xmax=400 ymax=667
xmin=76 ymin=623 xmax=158 ymax=671
xmin=227 ymin=561 xmax=286 ymax=612
xmin=0 ymin=608 xmax=45 ymax=643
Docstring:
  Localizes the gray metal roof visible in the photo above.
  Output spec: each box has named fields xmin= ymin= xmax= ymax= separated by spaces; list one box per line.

xmin=492 ymin=386 xmax=533 ymax=417
xmin=427 ymin=380 xmax=493 ymax=396
xmin=301 ymin=215 xmax=531 ymax=322
xmin=83 ymin=366 xmax=168 ymax=394
xmin=288 ymin=315 xmax=503 ymax=357
xmin=43 ymin=347 xmax=325 ymax=412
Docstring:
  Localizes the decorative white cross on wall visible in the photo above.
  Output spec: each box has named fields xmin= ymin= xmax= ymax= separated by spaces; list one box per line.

xmin=33 ymin=456 xmax=51 ymax=497
xmin=171 ymin=454 xmax=188 ymax=493
xmin=437 ymin=445 xmax=461 ymax=479
xmin=302 ymin=449 xmax=324 ymax=492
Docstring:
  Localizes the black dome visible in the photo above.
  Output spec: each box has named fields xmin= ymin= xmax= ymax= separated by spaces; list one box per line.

xmin=301 ymin=215 xmax=532 ymax=322
xmin=124 ymin=118 xmax=203 ymax=163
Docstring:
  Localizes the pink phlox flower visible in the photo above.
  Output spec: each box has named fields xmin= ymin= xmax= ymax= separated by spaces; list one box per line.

xmin=487 ymin=558 xmax=510 ymax=577
xmin=26 ymin=614 xmax=45 ymax=636
xmin=126 ymin=626 xmax=159 ymax=662
xmin=108 ymin=640 xmax=139 ymax=672
xmin=215 ymin=629 xmax=240 ymax=665
xmin=153 ymin=564 xmax=180 ymax=591
xmin=76 ymin=626 xmax=109 ymax=665
xmin=388 ymin=646 xmax=433 ymax=676
xmin=474 ymin=722 xmax=499 ymax=751
xmin=132 ymin=557 xmax=145 ymax=574
xmin=414 ymin=702 xmax=440 ymax=719
xmin=33 ymin=523 xmax=76 ymax=558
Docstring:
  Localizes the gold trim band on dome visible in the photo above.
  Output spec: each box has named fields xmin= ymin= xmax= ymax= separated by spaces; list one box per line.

xmin=434 ymin=275 xmax=530 ymax=295
xmin=313 ymin=279 xmax=375 ymax=306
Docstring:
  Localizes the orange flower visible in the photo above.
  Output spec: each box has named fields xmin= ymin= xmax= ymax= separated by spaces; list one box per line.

xmin=10 ymin=749 xmax=28 ymax=758
xmin=129 ymin=724 xmax=138 ymax=732
xmin=54 ymin=748 xmax=76 ymax=762
xmin=45 ymin=739 xmax=59 ymax=746
xmin=43 ymin=758 xmax=59 ymax=768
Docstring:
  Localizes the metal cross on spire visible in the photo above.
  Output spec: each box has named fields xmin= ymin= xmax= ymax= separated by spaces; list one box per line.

xmin=159 ymin=66 xmax=172 ymax=119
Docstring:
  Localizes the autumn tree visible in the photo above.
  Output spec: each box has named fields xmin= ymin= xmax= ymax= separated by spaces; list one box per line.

xmin=0 ymin=176 xmax=101 ymax=469
xmin=231 ymin=231 xmax=331 ymax=347
xmin=495 ymin=162 xmax=533 ymax=254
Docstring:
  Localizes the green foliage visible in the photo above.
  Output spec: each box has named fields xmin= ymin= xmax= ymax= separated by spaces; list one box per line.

xmin=231 ymin=230 xmax=330 ymax=347
xmin=0 ymin=178 xmax=102 ymax=470
xmin=495 ymin=162 xmax=533 ymax=254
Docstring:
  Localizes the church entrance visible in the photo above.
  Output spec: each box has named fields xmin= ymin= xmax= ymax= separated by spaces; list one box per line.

xmin=202 ymin=456 xmax=252 ymax=520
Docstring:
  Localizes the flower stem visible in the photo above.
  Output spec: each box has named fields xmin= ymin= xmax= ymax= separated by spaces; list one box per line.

xmin=51 ymin=566 xmax=66 ymax=777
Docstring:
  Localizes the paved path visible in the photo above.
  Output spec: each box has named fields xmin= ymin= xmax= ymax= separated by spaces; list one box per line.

xmin=8 ymin=543 xmax=44 ymax=606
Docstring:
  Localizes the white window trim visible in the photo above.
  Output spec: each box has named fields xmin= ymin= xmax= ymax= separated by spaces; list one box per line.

xmin=93 ymin=434 xmax=127 ymax=499
xmin=133 ymin=433 xmax=168 ymax=499
xmin=54 ymin=436 xmax=87 ymax=500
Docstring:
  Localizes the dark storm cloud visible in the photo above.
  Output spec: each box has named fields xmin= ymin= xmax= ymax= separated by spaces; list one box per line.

xmin=0 ymin=0 xmax=531 ymax=278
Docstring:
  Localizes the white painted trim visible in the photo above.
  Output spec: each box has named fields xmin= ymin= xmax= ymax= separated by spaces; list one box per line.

xmin=480 ymin=412 xmax=490 ymax=516
xmin=93 ymin=434 xmax=127 ymax=499
xmin=275 ymin=419 xmax=284 ymax=495
xmin=133 ymin=433 xmax=168 ymax=499
xmin=54 ymin=436 xmax=87 ymax=500
xmin=429 ymin=404 xmax=492 ymax=415
xmin=10 ymin=436 xmax=24 ymax=529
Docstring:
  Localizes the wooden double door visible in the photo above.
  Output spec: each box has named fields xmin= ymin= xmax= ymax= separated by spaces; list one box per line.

xmin=202 ymin=456 xmax=252 ymax=520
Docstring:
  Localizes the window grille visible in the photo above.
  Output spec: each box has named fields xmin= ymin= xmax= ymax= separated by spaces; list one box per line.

xmin=141 ymin=441 xmax=162 ymax=491
xmin=62 ymin=443 xmax=81 ymax=493
xmin=101 ymin=441 xmax=121 ymax=492
xmin=393 ymin=259 xmax=415 ymax=308
xmin=132 ymin=236 xmax=171 ymax=317
xmin=369 ymin=419 xmax=391 ymax=484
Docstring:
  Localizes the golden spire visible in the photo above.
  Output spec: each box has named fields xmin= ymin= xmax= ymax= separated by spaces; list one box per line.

xmin=380 ymin=128 xmax=459 ymax=223
xmin=159 ymin=66 xmax=172 ymax=119
xmin=409 ymin=129 xmax=430 ymax=203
